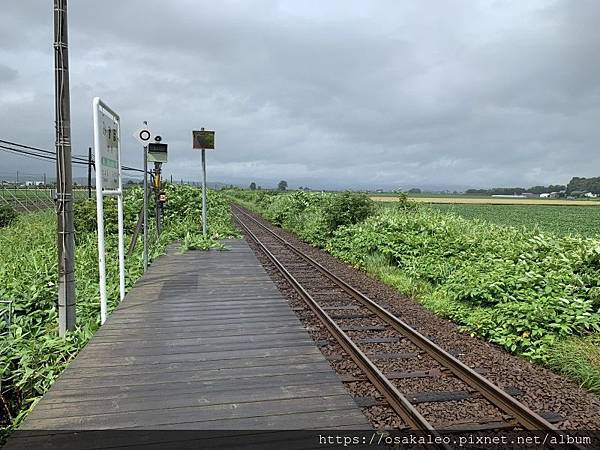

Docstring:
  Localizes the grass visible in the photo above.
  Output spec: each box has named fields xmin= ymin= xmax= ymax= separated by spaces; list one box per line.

xmin=547 ymin=335 xmax=600 ymax=393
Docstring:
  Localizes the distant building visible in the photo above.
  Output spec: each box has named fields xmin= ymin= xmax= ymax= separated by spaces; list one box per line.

xmin=584 ymin=192 xmax=598 ymax=198
xmin=540 ymin=193 xmax=551 ymax=198
xmin=570 ymin=190 xmax=587 ymax=198
xmin=549 ymin=191 xmax=565 ymax=198
xmin=491 ymin=194 xmax=527 ymax=199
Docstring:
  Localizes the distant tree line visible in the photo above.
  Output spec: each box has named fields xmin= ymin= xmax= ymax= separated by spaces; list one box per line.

xmin=566 ymin=177 xmax=600 ymax=194
xmin=465 ymin=185 xmax=566 ymax=196
xmin=465 ymin=178 xmax=600 ymax=196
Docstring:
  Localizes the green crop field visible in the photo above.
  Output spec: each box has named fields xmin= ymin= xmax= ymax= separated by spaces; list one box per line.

xmin=427 ymin=203 xmax=600 ymax=238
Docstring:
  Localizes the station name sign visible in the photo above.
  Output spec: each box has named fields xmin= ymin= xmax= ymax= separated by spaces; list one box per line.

xmin=97 ymin=111 xmax=120 ymax=189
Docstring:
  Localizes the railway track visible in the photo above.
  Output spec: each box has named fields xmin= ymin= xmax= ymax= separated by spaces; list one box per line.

xmin=232 ymin=205 xmax=574 ymax=447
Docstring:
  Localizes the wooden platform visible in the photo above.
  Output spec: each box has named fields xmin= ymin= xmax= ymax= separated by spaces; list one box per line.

xmin=8 ymin=239 xmax=368 ymax=448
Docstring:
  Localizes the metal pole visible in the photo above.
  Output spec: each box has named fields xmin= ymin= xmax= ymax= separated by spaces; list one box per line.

xmin=116 ymin=165 xmax=125 ymax=304
xmin=201 ymin=148 xmax=207 ymax=236
xmin=54 ymin=0 xmax=76 ymax=335
xmin=87 ymin=146 xmax=92 ymax=199
xmin=93 ymin=101 xmax=107 ymax=324
xmin=143 ymin=145 xmax=148 ymax=271
xmin=153 ymin=162 xmax=161 ymax=236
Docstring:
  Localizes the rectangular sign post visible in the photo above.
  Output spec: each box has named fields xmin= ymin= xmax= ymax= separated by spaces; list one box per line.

xmin=193 ymin=129 xmax=215 ymax=236
xmin=93 ymin=97 xmax=125 ymax=325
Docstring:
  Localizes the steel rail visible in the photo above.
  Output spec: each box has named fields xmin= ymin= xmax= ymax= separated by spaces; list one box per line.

xmin=232 ymin=205 xmax=561 ymax=434
xmin=233 ymin=210 xmax=450 ymax=448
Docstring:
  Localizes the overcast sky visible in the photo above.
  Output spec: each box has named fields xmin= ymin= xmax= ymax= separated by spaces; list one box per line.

xmin=1 ymin=0 xmax=599 ymax=190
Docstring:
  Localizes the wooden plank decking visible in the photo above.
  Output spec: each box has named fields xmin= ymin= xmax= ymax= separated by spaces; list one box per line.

xmin=7 ymin=239 xmax=369 ymax=448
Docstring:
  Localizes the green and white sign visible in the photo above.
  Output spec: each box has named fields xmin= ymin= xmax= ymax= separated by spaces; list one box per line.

xmin=96 ymin=106 xmax=120 ymax=190
xmin=93 ymin=97 xmax=125 ymax=326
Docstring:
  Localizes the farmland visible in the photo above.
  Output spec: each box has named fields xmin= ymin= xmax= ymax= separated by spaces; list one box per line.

xmin=371 ymin=194 xmax=600 ymax=206
xmin=0 ymin=186 xmax=238 ymax=435
xmin=373 ymin=195 xmax=600 ymax=238
xmin=428 ymin=203 xmax=600 ymax=238
xmin=228 ymin=189 xmax=600 ymax=394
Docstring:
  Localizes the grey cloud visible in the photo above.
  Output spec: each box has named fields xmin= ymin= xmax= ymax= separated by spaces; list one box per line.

xmin=1 ymin=0 xmax=600 ymax=190
xmin=0 ymin=65 xmax=18 ymax=83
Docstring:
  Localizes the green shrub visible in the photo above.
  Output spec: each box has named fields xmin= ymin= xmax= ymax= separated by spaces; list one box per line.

xmin=324 ymin=191 xmax=375 ymax=232
xmin=234 ymin=190 xmax=375 ymax=247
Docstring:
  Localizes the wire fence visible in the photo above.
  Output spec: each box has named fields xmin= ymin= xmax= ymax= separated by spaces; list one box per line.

xmin=0 ymin=181 xmax=209 ymax=214
xmin=0 ymin=184 xmax=92 ymax=213
xmin=0 ymin=138 xmax=214 ymax=214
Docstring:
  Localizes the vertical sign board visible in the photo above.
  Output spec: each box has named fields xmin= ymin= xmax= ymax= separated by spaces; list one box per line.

xmin=93 ymin=97 xmax=125 ymax=325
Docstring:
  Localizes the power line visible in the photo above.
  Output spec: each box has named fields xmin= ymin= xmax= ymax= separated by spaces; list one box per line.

xmin=0 ymin=144 xmax=63 ymax=163
xmin=0 ymin=144 xmax=89 ymax=165
xmin=0 ymin=139 xmax=147 ymax=173
xmin=0 ymin=139 xmax=91 ymax=164
xmin=0 ymin=171 xmax=48 ymax=176
xmin=0 ymin=139 xmax=69 ymax=157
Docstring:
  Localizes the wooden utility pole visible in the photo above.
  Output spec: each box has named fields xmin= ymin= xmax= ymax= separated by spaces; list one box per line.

xmin=54 ymin=0 xmax=76 ymax=335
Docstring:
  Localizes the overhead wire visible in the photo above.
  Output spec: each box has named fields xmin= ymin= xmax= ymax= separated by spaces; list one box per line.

xmin=0 ymin=144 xmax=61 ymax=163
xmin=0 ymin=139 xmax=147 ymax=173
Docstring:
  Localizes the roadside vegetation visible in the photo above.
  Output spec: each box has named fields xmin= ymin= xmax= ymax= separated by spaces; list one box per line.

xmin=0 ymin=186 xmax=238 ymax=436
xmin=228 ymin=189 xmax=600 ymax=394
